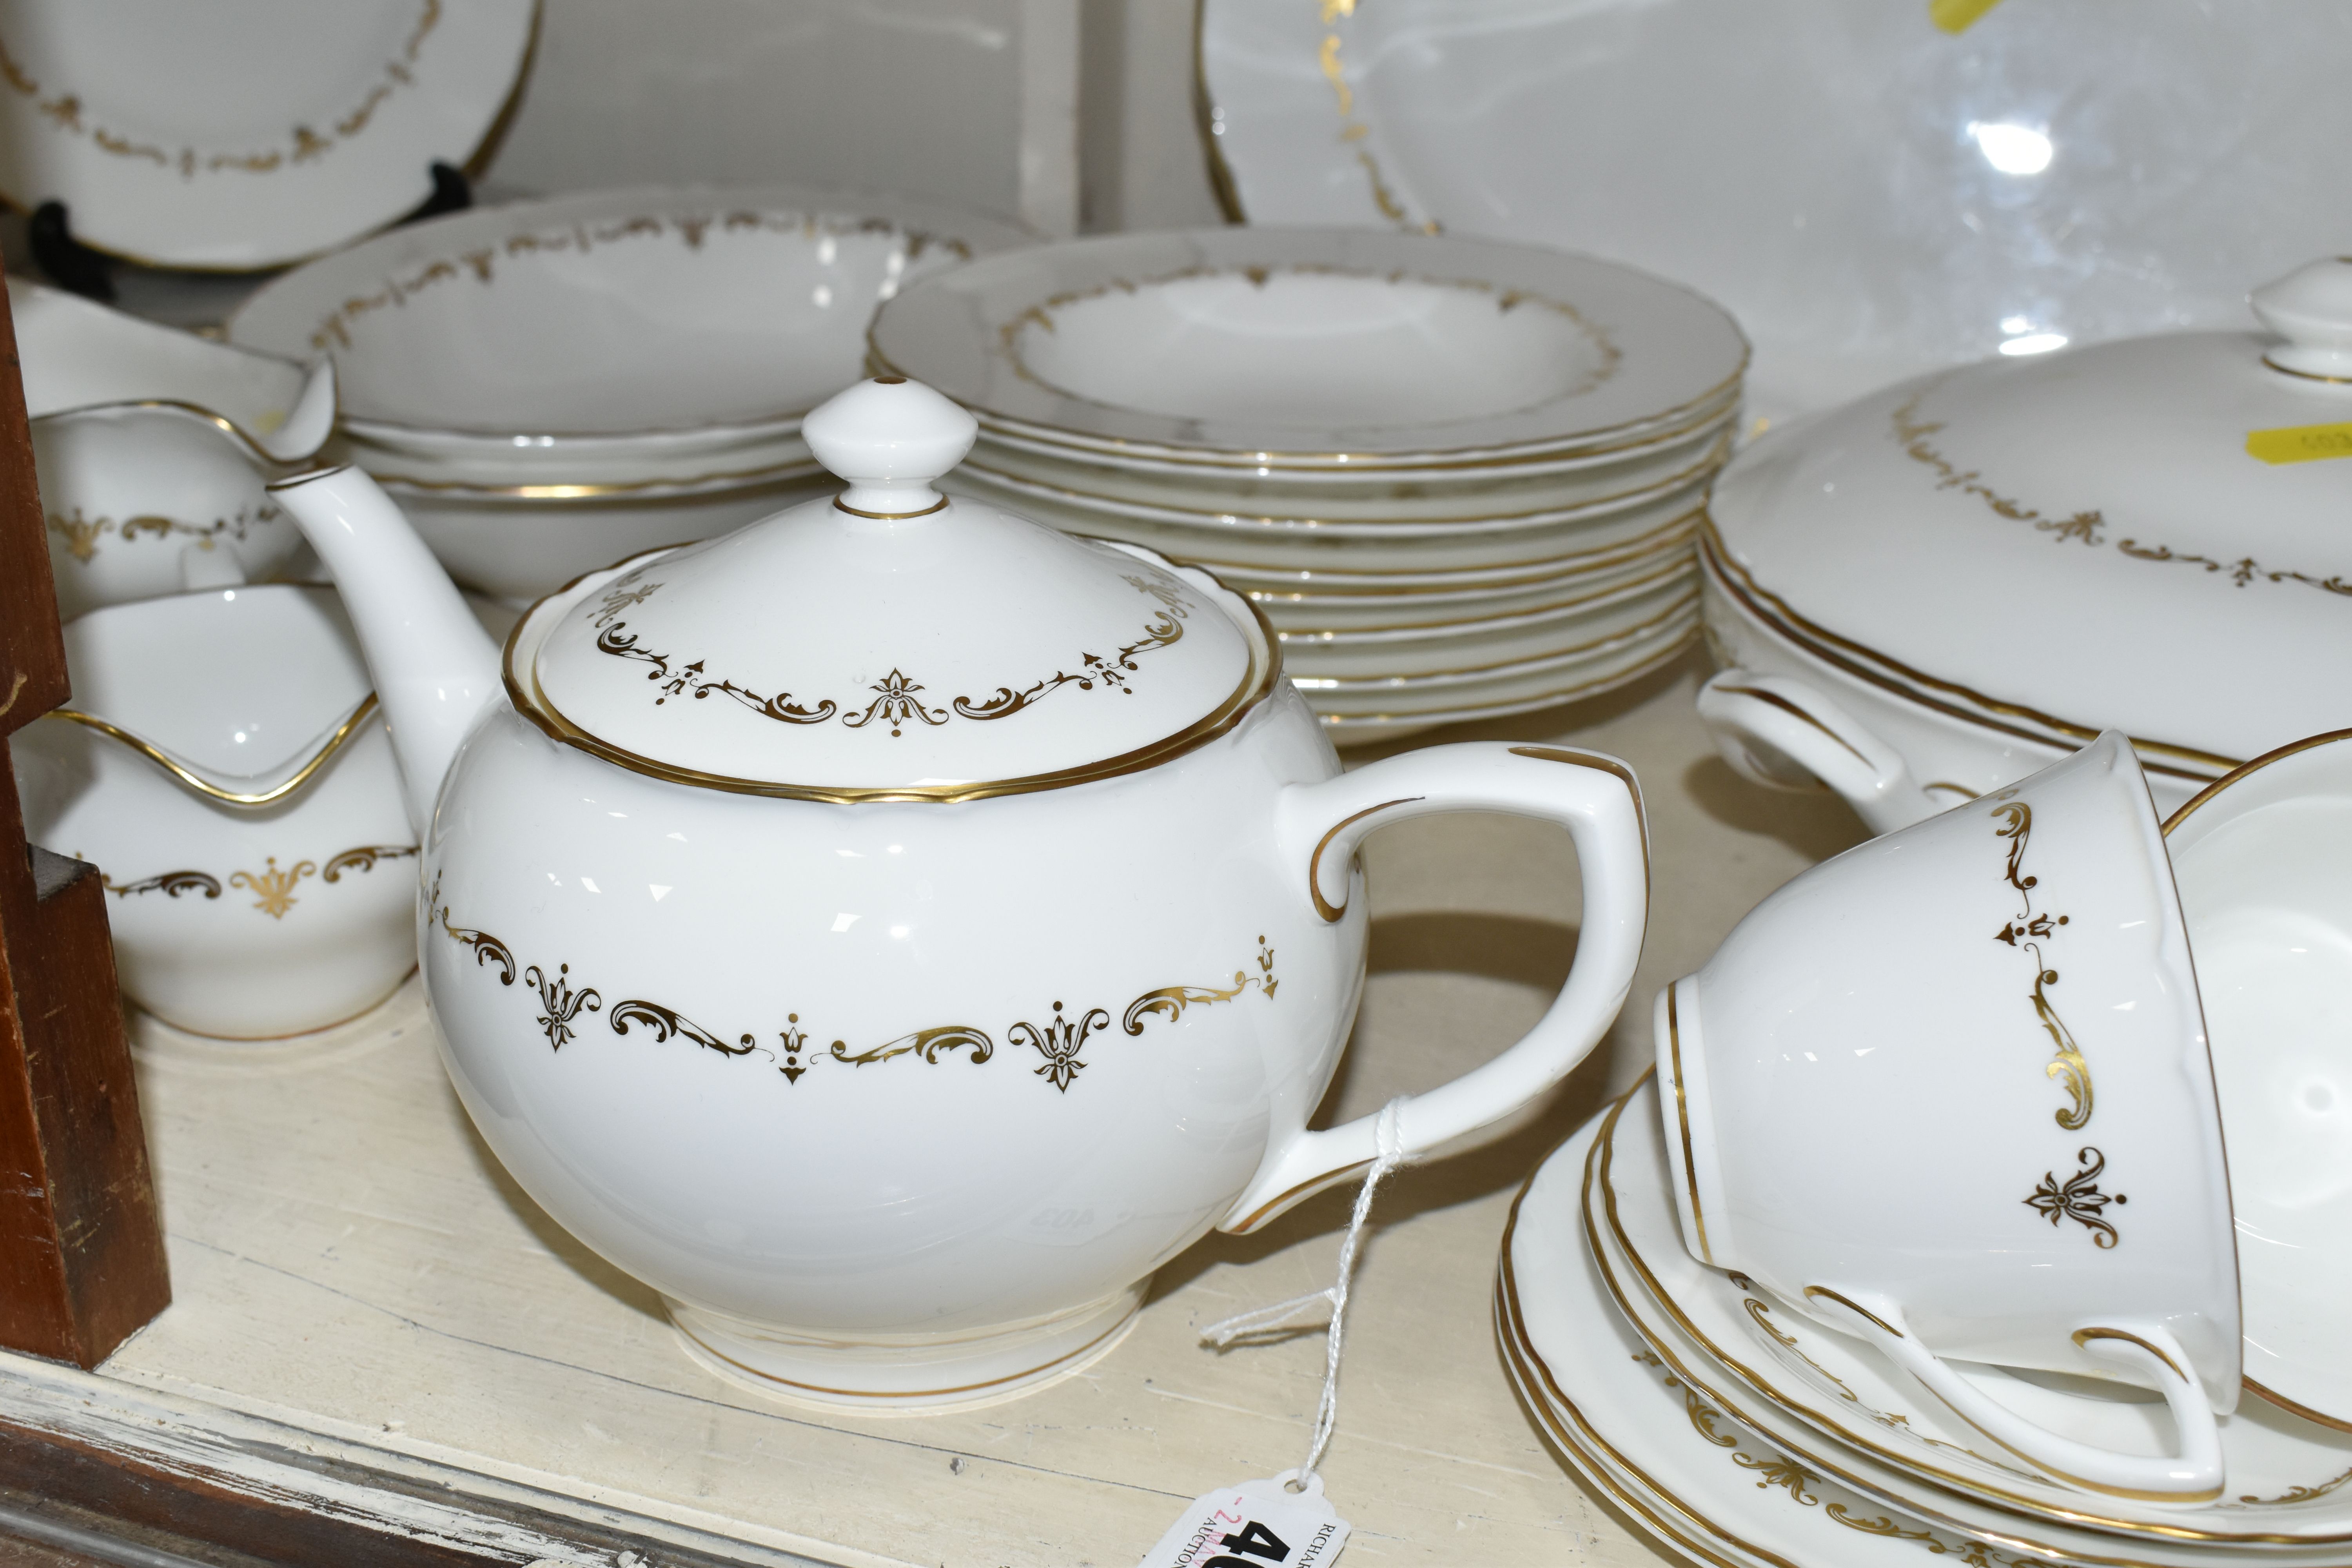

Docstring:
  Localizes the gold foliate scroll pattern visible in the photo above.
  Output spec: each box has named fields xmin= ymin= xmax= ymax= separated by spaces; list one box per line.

xmin=48 ymin=504 xmax=280 ymax=564
xmin=102 ymin=844 xmax=416 ymax=921
xmin=1620 ymin=1349 xmax=2051 ymax=1568
xmin=0 ymin=3 xmax=442 ymax=180
xmin=590 ymin=573 xmax=1195 ymax=738
xmin=433 ymin=890 xmax=1277 ymax=1092
xmin=1985 ymin=793 xmax=2123 ymax=1248
xmin=1891 ymin=387 xmax=2352 ymax=601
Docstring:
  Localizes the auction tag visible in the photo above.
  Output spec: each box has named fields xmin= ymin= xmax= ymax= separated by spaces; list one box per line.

xmin=1136 ymin=1473 xmax=1351 ymax=1568
xmin=2246 ymin=421 xmax=2352 ymax=466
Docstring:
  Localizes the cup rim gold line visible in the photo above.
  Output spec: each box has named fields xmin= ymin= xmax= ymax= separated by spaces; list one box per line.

xmin=1591 ymin=1082 xmax=2328 ymax=1543
xmin=2159 ymin=725 xmax=2352 ymax=837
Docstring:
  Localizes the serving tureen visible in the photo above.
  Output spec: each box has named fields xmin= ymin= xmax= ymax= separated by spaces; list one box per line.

xmin=1699 ymin=257 xmax=2352 ymax=831
xmin=270 ymin=377 xmax=1650 ymax=1408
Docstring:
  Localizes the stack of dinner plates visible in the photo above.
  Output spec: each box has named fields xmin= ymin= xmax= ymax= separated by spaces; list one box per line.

xmin=869 ymin=228 xmax=1746 ymax=740
xmin=1501 ymin=1081 xmax=2352 ymax=1568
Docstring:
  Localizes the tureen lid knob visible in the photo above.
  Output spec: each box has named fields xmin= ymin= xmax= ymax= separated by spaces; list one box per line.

xmin=802 ymin=375 xmax=980 ymax=517
xmin=2250 ymin=258 xmax=2352 ymax=382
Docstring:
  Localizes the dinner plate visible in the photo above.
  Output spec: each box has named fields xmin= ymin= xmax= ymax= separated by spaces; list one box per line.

xmin=1281 ymin=564 xmax=1690 ymax=680
xmin=943 ymin=462 xmax=1713 ymax=573
xmin=1246 ymin=529 xmax=1694 ymax=632
xmin=0 ymin=0 xmax=537 ymax=269
xmin=1499 ymin=1100 xmax=2352 ymax=1568
xmin=1598 ymin=1078 xmax=2352 ymax=1547
xmin=1298 ymin=597 xmax=1696 ymax=721
xmin=966 ymin=414 xmax=1734 ymax=522
xmin=872 ymin=227 xmax=1745 ymax=457
xmin=1203 ymin=0 xmax=2352 ymax=423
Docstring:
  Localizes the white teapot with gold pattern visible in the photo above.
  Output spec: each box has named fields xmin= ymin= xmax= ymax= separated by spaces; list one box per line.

xmin=270 ymin=377 xmax=1649 ymax=1409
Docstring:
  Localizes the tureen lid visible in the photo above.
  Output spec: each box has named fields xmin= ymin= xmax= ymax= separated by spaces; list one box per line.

xmin=522 ymin=377 xmax=1269 ymax=798
xmin=1706 ymin=258 xmax=2352 ymax=772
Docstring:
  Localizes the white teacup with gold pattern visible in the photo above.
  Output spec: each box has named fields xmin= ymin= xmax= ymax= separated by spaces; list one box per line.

xmin=1655 ymin=732 xmax=2238 ymax=1501
xmin=9 ymin=586 xmax=417 ymax=1038
xmin=264 ymin=376 xmax=1652 ymax=1410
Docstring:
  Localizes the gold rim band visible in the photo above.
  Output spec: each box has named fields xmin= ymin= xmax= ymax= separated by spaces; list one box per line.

xmin=833 ymin=494 xmax=949 ymax=520
xmin=502 ymin=544 xmax=1287 ymax=805
xmin=1585 ymin=1084 xmax=2322 ymax=1543
xmin=43 ymin=694 xmax=379 ymax=808
xmin=1703 ymin=524 xmax=2239 ymax=782
xmin=1708 ymin=683 xmax=1871 ymax=768
xmin=366 ymin=458 xmax=824 ymax=500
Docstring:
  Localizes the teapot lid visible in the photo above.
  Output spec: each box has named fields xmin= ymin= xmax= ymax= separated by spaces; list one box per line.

xmin=520 ymin=377 xmax=1272 ymax=799
xmin=1706 ymin=258 xmax=2352 ymax=773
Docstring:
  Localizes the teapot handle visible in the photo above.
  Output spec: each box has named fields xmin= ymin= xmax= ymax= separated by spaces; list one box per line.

xmin=1802 ymin=1288 xmax=2224 ymax=1501
xmin=1219 ymin=742 xmax=1648 ymax=1233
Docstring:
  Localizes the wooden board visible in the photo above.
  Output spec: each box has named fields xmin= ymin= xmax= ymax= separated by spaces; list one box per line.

xmin=0 ymin=656 xmax=1864 ymax=1564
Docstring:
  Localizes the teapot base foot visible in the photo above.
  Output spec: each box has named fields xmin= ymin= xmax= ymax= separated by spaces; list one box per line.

xmin=664 ymin=1284 xmax=1147 ymax=1413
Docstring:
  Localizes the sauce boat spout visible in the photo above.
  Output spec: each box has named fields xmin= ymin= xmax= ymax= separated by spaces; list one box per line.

xmin=266 ymin=465 xmax=503 ymax=839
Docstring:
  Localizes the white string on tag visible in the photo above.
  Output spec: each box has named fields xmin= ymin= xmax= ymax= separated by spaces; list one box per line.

xmin=1200 ymin=1096 xmax=1408 ymax=1488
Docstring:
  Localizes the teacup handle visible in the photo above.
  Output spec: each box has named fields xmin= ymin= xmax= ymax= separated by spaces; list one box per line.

xmin=1218 ymin=742 xmax=1648 ymax=1234
xmin=1695 ymin=670 xmax=1941 ymax=833
xmin=1803 ymin=1287 xmax=2224 ymax=1501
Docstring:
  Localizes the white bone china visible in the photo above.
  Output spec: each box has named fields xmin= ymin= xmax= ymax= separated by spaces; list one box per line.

xmin=1655 ymin=733 xmax=2238 ymax=1499
xmin=264 ymin=376 xmax=1653 ymax=1409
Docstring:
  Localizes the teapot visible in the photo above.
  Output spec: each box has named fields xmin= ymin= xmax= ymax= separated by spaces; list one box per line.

xmin=269 ymin=376 xmax=1649 ymax=1409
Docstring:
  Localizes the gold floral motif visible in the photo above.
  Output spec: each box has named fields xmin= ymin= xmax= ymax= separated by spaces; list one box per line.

xmin=1987 ymin=799 xmax=2090 ymax=1131
xmin=591 ymin=581 xmax=662 ymax=628
xmin=1009 ymin=1003 xmax=1111 ymax=1093
xmin=1732 ymin=1451 xmax=1820 ymax=1504
xmin=1893 ymin=385 xmax=2352 ymax=601
xmin=524 ymin=963 xmax=600 ymax=1051
xmin=843 ymin=670 xmax=945 ymax=735
xmin=1741 ymin=1294 xmax=1861 ymax=1404
xmin=0 ymin=3 xmax=441 ymax=181
xmin=2024 ymin=1145 xmax=2124 ymax=1247
xmin=229 ymin=857 xmax=316 ymax=919
xmin=1120 ymin=936 xmax=1278 ymax=1032
xmin=1309 ymin=1 xmax=1441 ymax=236
xmin=47 ymin=505 xmax=276 ymax=564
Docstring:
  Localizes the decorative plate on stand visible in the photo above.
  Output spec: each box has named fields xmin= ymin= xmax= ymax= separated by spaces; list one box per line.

xmin=0 ymin=0 xmax=539 ymax=269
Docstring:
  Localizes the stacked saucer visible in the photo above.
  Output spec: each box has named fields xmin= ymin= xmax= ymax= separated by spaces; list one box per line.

xmin=868 ymin=228 xmax=1746 ymax=740
xmin=1505 ymin=1083 xmax=2352 ymax=1568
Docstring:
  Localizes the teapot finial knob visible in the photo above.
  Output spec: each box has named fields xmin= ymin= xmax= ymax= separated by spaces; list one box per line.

xmin=2250 ymin=258 xmax=2352 ymax=383
xmin=803 ymin=376 xmax=980 ymax=517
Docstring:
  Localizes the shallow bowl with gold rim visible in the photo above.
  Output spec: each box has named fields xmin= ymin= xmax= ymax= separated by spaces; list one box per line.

xmin=228 ymin=183 xmax=1036 ymax=480
xmin=1697 ymin=259 xmax=2352 ymax=835
xmin=1591 ymin=1078 xmax=2352 ymax=1549
xmin=8 ymin=586 xmax=417 ymax=1039
xmin=266 ymin=376 xmax=1657 ymax=1410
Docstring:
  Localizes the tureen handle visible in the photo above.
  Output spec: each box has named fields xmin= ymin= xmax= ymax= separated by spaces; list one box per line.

xmin=1695 ymin=669 xmax=1941 ymax=834
xmin=1220 ymin=742 xmax=1649 ymax=1234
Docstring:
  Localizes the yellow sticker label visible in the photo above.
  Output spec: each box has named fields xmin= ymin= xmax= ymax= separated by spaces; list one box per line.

xmin=2245 ymin=422 xmax=2352 ymax=466
xmin=1931 ymin=0 xmax=2007 ymax=34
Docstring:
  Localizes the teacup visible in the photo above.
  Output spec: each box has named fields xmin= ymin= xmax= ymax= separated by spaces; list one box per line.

xmin=2165 ymin=728 xmax=2352 ymax=1434
xmin=1654 ymin=731 xmax=2238 ymax=1499
xmin=35 ymin=404 xmax=307 ymax=618
xmin=9 ymin=587 xmax=417 ymax=1038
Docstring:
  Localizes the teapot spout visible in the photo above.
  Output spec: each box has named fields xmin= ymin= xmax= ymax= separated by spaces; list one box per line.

xmin=266 ymin=465 xmax=502 ymax=838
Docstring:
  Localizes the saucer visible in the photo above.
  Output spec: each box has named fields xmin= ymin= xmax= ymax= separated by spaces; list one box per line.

xmin=1497 ymin=1105 xmax=2352 ymax=1568
xmin=1596 ymin=1078 xmax=2352 ymax=1546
